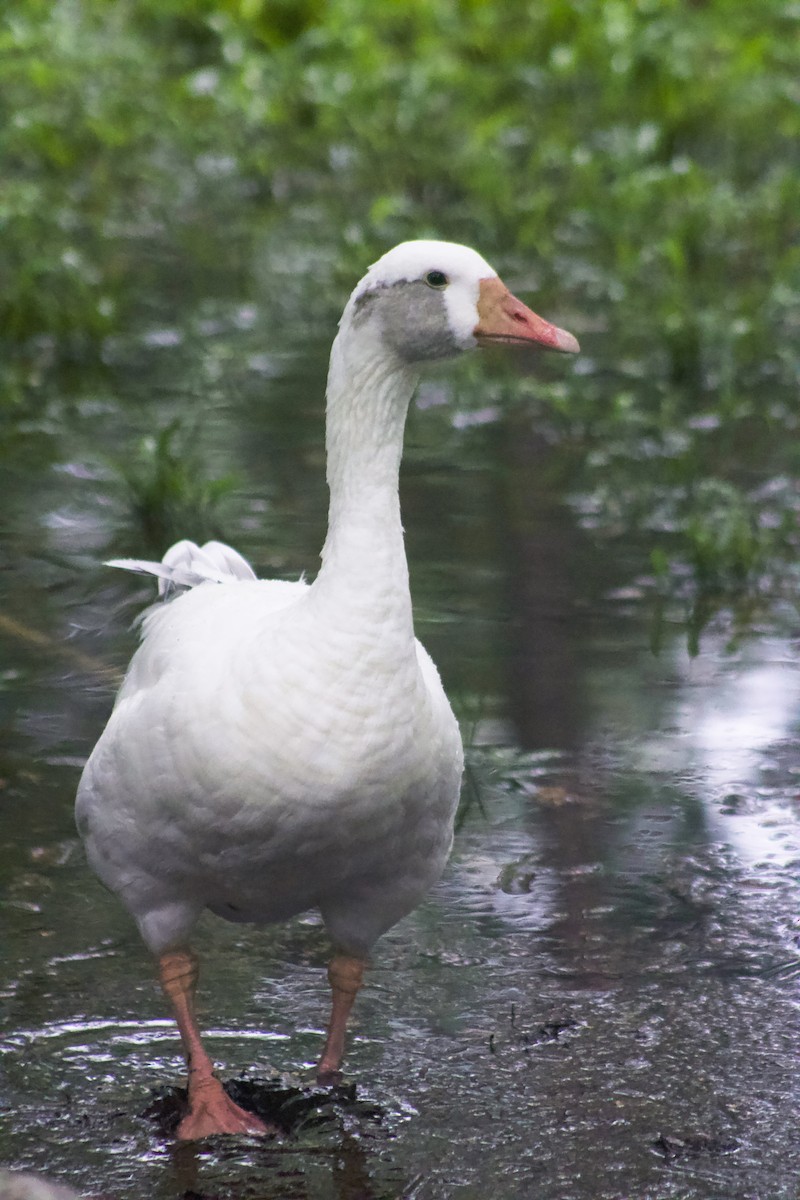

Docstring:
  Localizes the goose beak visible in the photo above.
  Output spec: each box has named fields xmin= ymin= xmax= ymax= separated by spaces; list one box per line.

xmin=474 ymin=276 xmax=579 ymax=354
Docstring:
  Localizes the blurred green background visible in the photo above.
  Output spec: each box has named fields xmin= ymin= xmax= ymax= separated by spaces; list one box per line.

xmin=1 ymin=0 xmax=799 ymax=645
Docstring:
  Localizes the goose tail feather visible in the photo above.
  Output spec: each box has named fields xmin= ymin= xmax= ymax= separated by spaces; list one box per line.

xmin=107 ymin=539 xmax=257 ymax=599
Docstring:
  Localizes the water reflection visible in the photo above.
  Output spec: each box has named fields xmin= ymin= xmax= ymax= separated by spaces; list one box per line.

xmin=186 ymin=1139 xmax=384 ymax=1200
xmin=162 ymin=1106 xmax=396 ymax=1200
xmin=679 ymin=641 xmax=800 ymax=787
xmin=1 ymin=287 xmax=799 ymax=1200
xmin=501 ymin=420 xmax=590 ymax=752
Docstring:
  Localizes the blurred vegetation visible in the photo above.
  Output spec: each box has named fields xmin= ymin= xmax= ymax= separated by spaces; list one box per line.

xmin=118 ymin=419 xmax=239 ymax=548
xmin=1 ymin=0 xmax=798 ymax=643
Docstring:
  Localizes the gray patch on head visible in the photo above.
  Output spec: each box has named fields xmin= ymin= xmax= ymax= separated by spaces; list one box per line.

xmin=352 ymin=281 xmax=461 ymax=362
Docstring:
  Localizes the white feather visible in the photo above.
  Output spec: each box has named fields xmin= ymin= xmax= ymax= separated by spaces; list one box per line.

xmin=75 ymin=241 xmax=508 ymax=961
xmin=108 ymin=538 xmax=257 ymax=597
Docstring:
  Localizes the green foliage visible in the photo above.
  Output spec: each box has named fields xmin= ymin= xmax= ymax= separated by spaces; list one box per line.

xmin=0 ymin=0 xmax=248 ymax=353
xmin=117 ymin=419 xmax=238 ymax=551
xmin=212 ymin=0 xmax=799 ymax=365
xmin=647 ymin=477 xmax=800 ymax=652
xmin=2 ymin=0 xmax=798 ymax=642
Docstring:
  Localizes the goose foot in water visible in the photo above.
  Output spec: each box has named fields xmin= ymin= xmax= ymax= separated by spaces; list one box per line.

xmin=177 ymin=1074 xmax=272 ymax=1141
xmin=159 ymin=950 xmax=276 ymax=1140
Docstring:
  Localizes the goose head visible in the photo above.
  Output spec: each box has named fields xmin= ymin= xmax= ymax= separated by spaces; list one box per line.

xmin=342 ymin=239 xmax=579 ymax=365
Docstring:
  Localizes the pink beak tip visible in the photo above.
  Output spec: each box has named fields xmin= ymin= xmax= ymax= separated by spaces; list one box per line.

xmin=554 ymin=327 xmax=580 ymax=355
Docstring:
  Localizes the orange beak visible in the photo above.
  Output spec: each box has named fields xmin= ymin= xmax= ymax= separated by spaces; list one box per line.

xmin=474 ymin=276 xmax=579 ymax=354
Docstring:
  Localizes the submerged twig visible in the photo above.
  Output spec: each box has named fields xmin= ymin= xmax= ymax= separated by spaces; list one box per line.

xmin=0 ymin=611 xmax=122 ymax=684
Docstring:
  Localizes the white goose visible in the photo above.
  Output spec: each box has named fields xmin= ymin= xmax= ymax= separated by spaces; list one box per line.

xmin=75 ymin=240 xmax=578 ymax=1140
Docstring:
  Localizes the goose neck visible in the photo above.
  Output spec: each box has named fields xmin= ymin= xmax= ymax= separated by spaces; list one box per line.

xmin=314 ymin=332 xmax=419 ymax=617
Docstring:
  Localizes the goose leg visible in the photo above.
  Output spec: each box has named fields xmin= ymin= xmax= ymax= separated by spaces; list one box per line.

xmin=158 ymin=949 xmax=272 ymax=1140
xmin=316 ymin=954 xmax=365 ymax=1083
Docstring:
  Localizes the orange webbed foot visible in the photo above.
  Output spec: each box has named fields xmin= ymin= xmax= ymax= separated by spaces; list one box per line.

xmin=176 ymin=1076 xmax=277 ymax=1141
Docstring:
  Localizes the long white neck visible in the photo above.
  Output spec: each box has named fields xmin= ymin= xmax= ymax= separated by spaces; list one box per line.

xmin=312 ymin=324 xmax=419 ymax=635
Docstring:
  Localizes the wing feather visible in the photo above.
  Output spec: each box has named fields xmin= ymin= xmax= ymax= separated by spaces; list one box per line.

xmin=108 ymin=539 xmax=257 ymax=598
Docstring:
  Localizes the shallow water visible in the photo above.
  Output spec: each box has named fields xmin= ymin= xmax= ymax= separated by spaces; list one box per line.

xmin=2 ymin=255 xmax=800 ymax=1200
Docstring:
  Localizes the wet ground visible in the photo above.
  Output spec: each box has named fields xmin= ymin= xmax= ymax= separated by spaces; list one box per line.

xmin=2 ymin=269 xmax=800 ymax=1199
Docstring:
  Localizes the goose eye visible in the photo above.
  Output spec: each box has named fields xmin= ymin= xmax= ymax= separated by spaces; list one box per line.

xmin=425 ymin=270 xmax=449 ymax=289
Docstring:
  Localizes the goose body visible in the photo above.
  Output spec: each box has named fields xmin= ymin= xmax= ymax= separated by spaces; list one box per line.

xmin=76 ymin=240 xmax=578 ymax=1139
xmin=79 ymin=558 xmax=460 ymax=955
